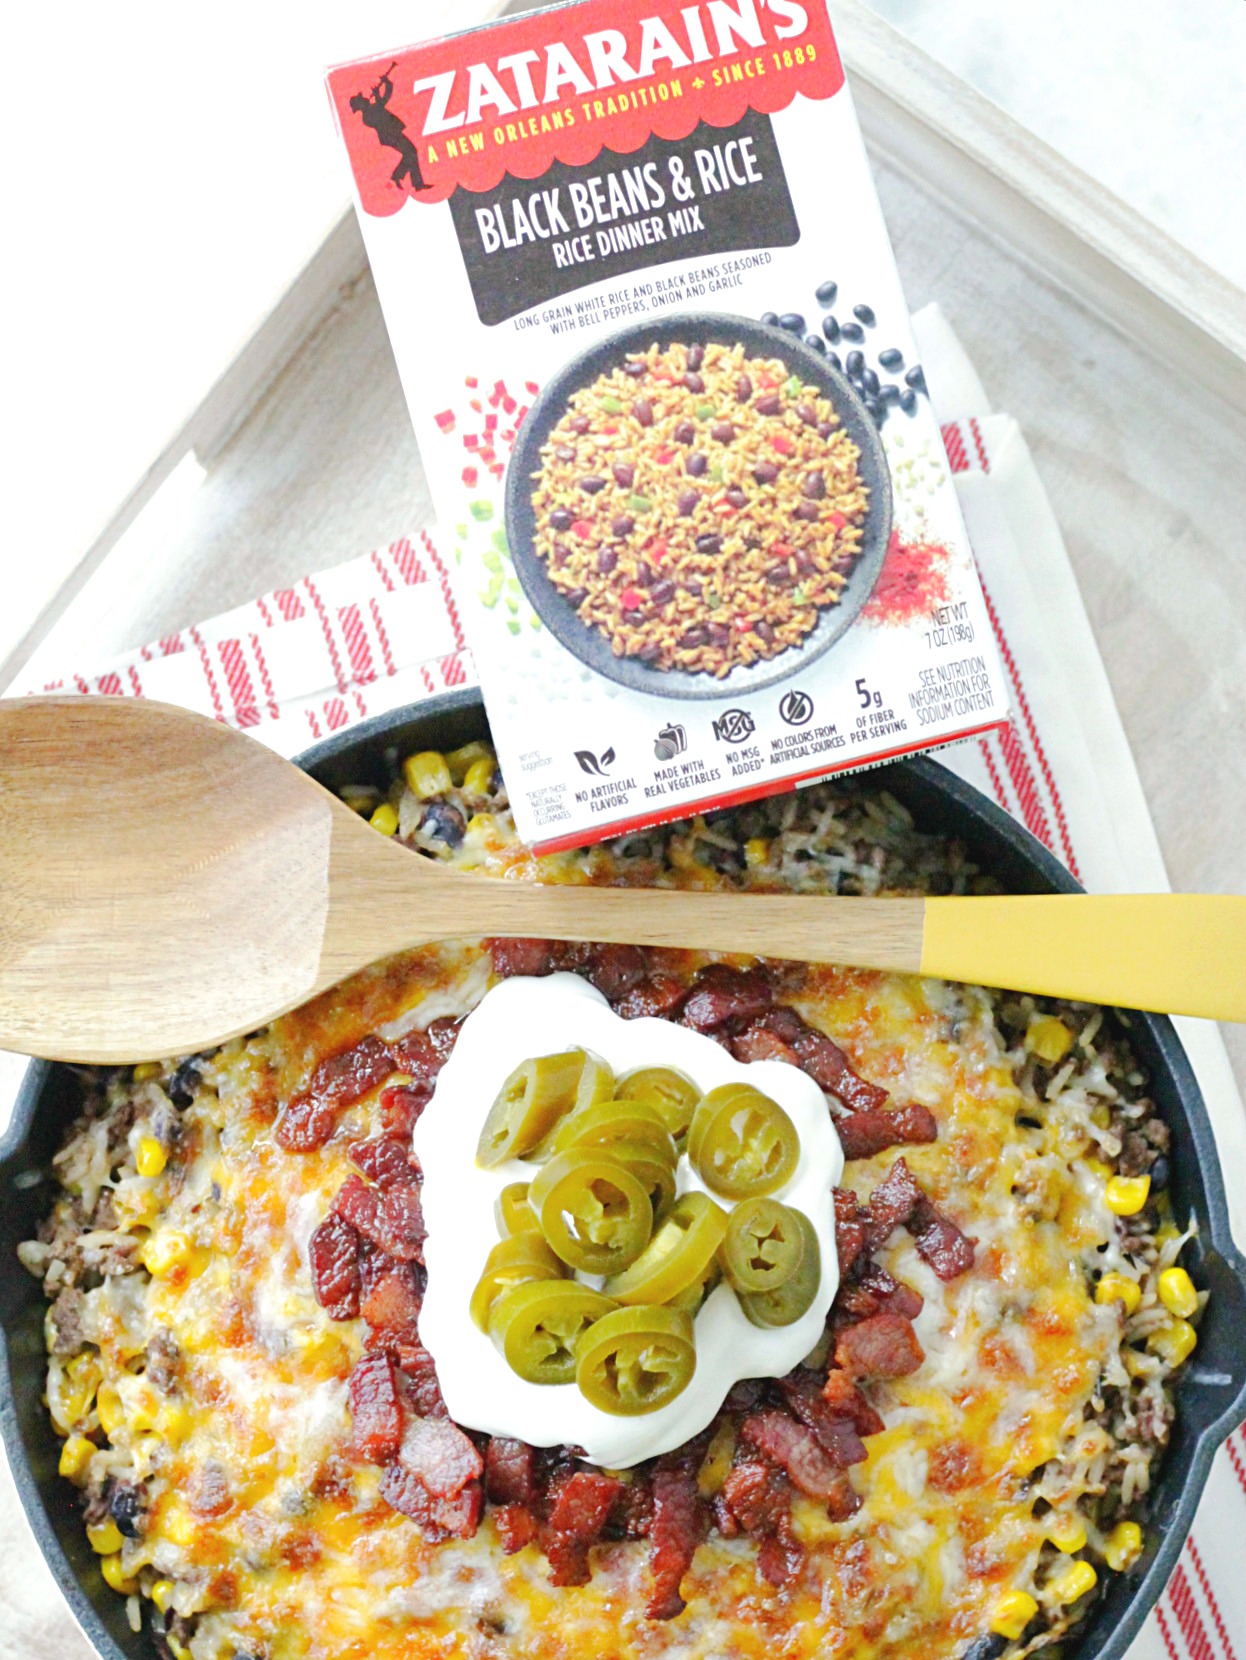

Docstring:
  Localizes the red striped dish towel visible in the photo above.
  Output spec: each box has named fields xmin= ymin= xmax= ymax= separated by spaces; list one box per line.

xmin=6 ymin=304 xmax=1244 ymax=1660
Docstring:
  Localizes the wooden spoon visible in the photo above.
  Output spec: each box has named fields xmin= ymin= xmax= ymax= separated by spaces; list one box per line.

xmin=0 ymin=696 xmax=1241 ymax=1062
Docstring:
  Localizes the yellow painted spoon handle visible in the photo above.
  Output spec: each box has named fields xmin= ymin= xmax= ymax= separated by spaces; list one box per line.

xmin=921 ymin=894 xmax=1246 ymax=1023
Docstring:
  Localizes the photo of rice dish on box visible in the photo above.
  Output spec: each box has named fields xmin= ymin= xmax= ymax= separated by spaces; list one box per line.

xmin=529 ymin=341 xmax=869 ymax=677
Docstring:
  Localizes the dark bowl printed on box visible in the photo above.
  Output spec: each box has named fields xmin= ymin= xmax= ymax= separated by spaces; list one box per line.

xmin=505 ymin=312 xmax=894 ymax=701
xmin=2 ymin=686 xmax=1245 ymax=1660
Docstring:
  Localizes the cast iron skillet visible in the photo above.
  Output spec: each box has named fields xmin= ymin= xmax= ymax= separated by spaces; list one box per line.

xmin=504 ymin=311 xmax=893 ymax=700
xmin=2 ymin=686 xmax=1244 ymax=1660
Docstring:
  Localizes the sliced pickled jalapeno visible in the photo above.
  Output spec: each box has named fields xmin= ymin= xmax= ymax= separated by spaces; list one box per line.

xmin=495 ymin=1181 xmax=540 ymax=1237
xmin=549 ymin=1098 xmax=677 ymax=1165
xmin=604 ymin=1191 xmax=729 ymax=1306
xmin=489 ymin=1280 xmax=618 ymax=1385
xmin=688 ymin=1084 xmax=800 ymax=1199
xmin=574 ymin=1050 xmax=615 ymax=1113
xmin=616 ymin=1066 xmax=701 ymax=1146
xmin=476 ymin=1051 xmax=585 ymax=1167
xmin=666 ymin=1257 xmax=721 ymax=1316
xmin=721 ymin=1197 xmax=805 ymax=1294
xmin=575 ymin=1305 xmax=696 ymax=1416
xmin=738 ymin=1210 xmax=821 ymax=1328
xmin=606 ymin=1138 xmax=678 ymax=1226
xmin=529 ymin=1149 xmax=654 ymax=1275
xmin=470 ymin=1234 xmax=567 ymax=1331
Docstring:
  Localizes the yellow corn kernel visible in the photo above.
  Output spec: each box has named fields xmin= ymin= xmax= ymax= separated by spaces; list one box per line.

xmin=990 ymin=1590 xmax=1039 ymax=1640
xmin=96 ymin=1383 xmax=125 ymax=1440
xmin=87 ymin=1520 xmax=125 ymax=1556
xmin=369 ymin=802 xmax=399 ymax=836
xmin=1028 ymin=1016 xmax=1074 ymax=1065
xmin=1157 ymin=1267 xmax=1198 ymax=1319
xmin=1103 ymin=1521 xmax=1144 ymax=1572
xmin=140 ymin=1231 xmax=191 ymax=1277
xmin=101 ymin=1553 xmax=137 ymax=1595
xmin=135 ymin=1136 xmax=167 ymax=1179
xmin=167 ymin=1636 xmax=193 ymax=1660
xmin=1095 ymin=1273 xmax=1141 ymax=1316
xmin=132 ymin=1061 xmax=163 ymax=1083
xmin=1105 ymin=1175 xmax=1151 ymax=1216
xmin=1046 ymin=1512 xmax=1088 ymax=1553
xmin=696 ymin=1421 xmax=737 ymax=1498
xmin=150 ymin=1579 xmax=177 ymax=1614
xmin=1083 ymin=1157 xmax=1112 ymax=1182
xmin=743 ymin=837 xmax=770 ymax=868
xmin=160 ymin=1500 xmax=197 ymax=1549
xmin=1049 ymin=1560 xmax=1097 ymax=1604
xmin=154 ymin=1402 xmax=191 ymax=1444
xmin=1155 ymin=1222 xmax=1182 ymax=1250
xmin=403 ymin=750 xmax=452 ymax=799
xmin=53 ymin=1352 xmax=102 ymax=1428
xmin=447 ymin=740 xmax=493 ymax=783
xmin=59 ymin=1436 xmax=97 ymax=1480
xmin=1148 ymin=1318 xmax=1197 ymax=1367
xmin=463 ymin=756 xmax=496 ymax=796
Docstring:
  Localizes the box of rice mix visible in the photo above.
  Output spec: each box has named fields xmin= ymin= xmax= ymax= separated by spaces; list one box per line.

xmin=327 ymin=0 xmax=1009 ymax=850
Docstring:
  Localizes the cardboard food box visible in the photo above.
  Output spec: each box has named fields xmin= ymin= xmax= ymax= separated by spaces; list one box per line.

xmin=328 ymin=0 xmax=1009 ymax=850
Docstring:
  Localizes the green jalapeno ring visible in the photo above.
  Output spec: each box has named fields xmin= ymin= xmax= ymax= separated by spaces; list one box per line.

xmin=476 ymin=1050 xmax=586 ymax=1167
xmin=720 ymin=1197 xmax=805 ymax=1294
xmin=495 ymin=1181 xmax=542 ymax=1238
xmin=529 ymin=1148 xmax=654 ymax=1275
xmin=737 ymin=1209 xmax=822 ymax=1328
xmin=686 ymin=1082 xmax=755 ymax=1171
xmin=574 ymin=1050 xmax=616 ymax=1114
xmin=666 ymin=1257 xmax=721 ymax=1315
xmin=548 ymin=1097 xmax=677 ymax=1164
xmin=470 ymin=1234 xmax=567 ymax=1331
xmin=615 ymin=1066 xmax=702 ymax=1147
xmin=575 ymin=1304 xmax=696 ymax=1416
xmin=489 ymin=1279 xmax=618 ymax=1384
xmin=689 ymin=1084 xmax=800 ymax=1200
xmin=605 ymin=1137 xmax=678 ymax=1227
xmin=604 ymin=1190 xmax=729 ymax=1306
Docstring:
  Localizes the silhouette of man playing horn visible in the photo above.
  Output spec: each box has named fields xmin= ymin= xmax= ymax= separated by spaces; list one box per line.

xmin=350 ymin=63 xmax=428 ymax=192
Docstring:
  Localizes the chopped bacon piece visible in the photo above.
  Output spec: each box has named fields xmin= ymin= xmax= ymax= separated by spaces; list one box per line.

xmin=731 ymin=1024 xmax=799 ymax=1064
xmin=274 ymin=1091 xmax=338 ymax=1152
xmin=379 ymin=1083 xmax=432 ymax=1137
xmin=610 ymin=1474 xmax=655 ymax=1540
xmin=494 ymin=1503 xmax=538 ymax=1553
xmin=825 ymin=1474 xmax=863 ymax=1522
xmin=333 ymin=1173 xmax=385 ymax=1240
xmin=743 ymin=1411 xmax=851 ymax=1499
xmin=836 ymin=1103 xmax=937 ymax=1161
xmin=757 ymin=1529 xmax=804 ymax=1586
xmin=359 ymin=1258 xmax=423 ymax=1337
xmin=724 ymin=1377 xmax=768 ymax=1415
xmin=307 ymin=1213 xmax=361 ymax=1319
xmin=348 ymin=1353 xmax=402 ymax=1464
xmin=313 ymin=1035 xmax=395 ymax=1106
xmin=719 ymin=1458 xmax=789 ymax=1536
xmin=398 ymin=1339 xmax=447 ymax=1418
xmin=614 ymin=974 xmax=688 ymax=1021
xmin=832 ymin=1188 xmax=869 ymax=1274
xmin=647 ymin=1467 xmax=706 ymax=1620
xmin=779 ymin=1373 xmax=871 ymax=1463
xmin=389 ymin=1017 xmax=460 ymax=1084
xmin=735 ymin=1007 xmax=890 ymax=1111
xmin=380 ymin=1465 xmax=483 ymax=1540
xmin=394 ymin=1414 xmax=483 ymax=1498
xmin=910 ymin=1193 xmax=977 ymax=1281
xmin=559 ymin=942 xmax=647 ymax=1001
xmin=835 ymin=1312 xmax=925 ymax=1379
xmin=854 ymin=1262 xmax=925 ymax=1321
xmin=681 ymin=964 xmax=773 ymax=1032
xmin=376 ymin=1187 xmax=426 ymax=1263
xmin=865 ymin=1157 xmax=925 ymax=1247
xmin=351 ymin=1136 xmax=419 ymax=1189
xmin=487 ymin=937 xmax=561 ymax=979
xmin=485 ymin=1437 xmax=538 ymax=1506
xmin=543 ymin=1471 xmax=625 ymax=1585
xmin=820 ymin=1369 xmax=886 ymax=1437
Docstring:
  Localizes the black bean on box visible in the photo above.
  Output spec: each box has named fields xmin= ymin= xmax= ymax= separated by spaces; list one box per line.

xmin=761 ymin=310 xmax=780 ymax=327
xmin=822 ymin=314 xmax=841 ymax=343
xmin=803 ymin=332 xmax=827 ymax=355
xmin=840 ymin=321 xmax=865 ymax=343
xmin=879 ymin=347 xmax=904 ymax=371
xmin=815 ymin=278 xmax=838 ymax=306
xmin=853 ymin=303 xmax=876 ymax=327
xmin=778 ymin=312 xmax=806 ymax=335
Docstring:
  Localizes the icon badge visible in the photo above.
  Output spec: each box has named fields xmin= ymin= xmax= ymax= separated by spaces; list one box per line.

xmin=712 ymin=709 xmax=755 ymax=744
xmin=574 ymin=747 xmax=616 ymax=777
xmin=779 ymin=689 xmax=814 ymax=726
xmin=654 ymin=723 xmax=687 ymax=761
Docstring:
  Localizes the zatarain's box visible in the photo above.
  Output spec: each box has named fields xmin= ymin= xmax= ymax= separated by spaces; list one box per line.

xmin=327 ymin=0 xmax=1008 ymax=850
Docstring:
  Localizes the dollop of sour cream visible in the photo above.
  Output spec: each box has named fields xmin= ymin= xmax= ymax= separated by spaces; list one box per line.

xmin=414 ymin=974 xmax=843 ymax=1469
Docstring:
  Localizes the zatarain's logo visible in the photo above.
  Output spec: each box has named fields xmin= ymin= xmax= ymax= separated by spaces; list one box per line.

xmin=410 ymin=0 xmax=812 ymax=138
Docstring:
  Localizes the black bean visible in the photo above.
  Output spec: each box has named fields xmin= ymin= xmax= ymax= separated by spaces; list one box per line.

xmin=168 ymin=1062 xmax=200 ymax=1109
xmin=879 ymin=384 xmax=901 ymax=405
xmin=726 ymin=486 xmax=748 ymax=508
xmin=636 ymin=561 xmax=654 ymax=586
xmin=961 ymin=1638 xmax=1008 ymax=1660
xmin=579 ymin=475 xmax=606 ymax=494
xmin=555 ymin=444 xmax=576 ymax=462
xmin=623 ymin=358 xmax=647 ymax=377
xmin=569 ymin=413 xmax=590 ymax=433
xmin=109 ymin=1484 xmax=144 ymax=1540
xmin=905 ymin=365 xmax=928 ymax=393
xmin=794 ymin=402 xmax=817 ymax=426
xmin=736 ymin=374 xmax=753 ymax=402
xmin=816 ymin=420 xmax=834 ymax=438
xmin=760 ymin=310 xmax=780 ymax=327
xmin=755 ymin=392 xmax=782 ymax=416
xmin=860 ymin=367 xmax=880 ymax=396
xmin=708 ymin=622 xmax=731 ymax=644
xmin=815 ymin=278 xmax=838 ymax=307
xmin=635 ymin=642 xmax=661 ymax=663
xmin=752 ymin=461 xmax=778 ymax=484
xmin=801 ymin=471 xmax=826 ymax=500
xmin=794 ymin=550 xmax=815 ymax=575
xmin=899 ymin=388 xmax=918 ymax=414
xmin=766 ymin=566 xmax=792 ymax=586
xmin=686 ymin=452 xmax=708 ymax=476
xmin=695 ymin=533 xmax=722 ymax=554
xmin=622 ymin=608 xmax=644 ymax=625
xmin=879 ymin=347 xmax=904 ymax=371
xmin=795 ymin=501 xmax=820 ymax=522
xmin=677 ymin=489 xmax=699 ymax=516
xmin=683 ymin=371 xmax=705 ymax=393
xmin=566 ymin=588 xmax=590 ymax=607
xmin=826 ymin=352 xmax=842 ymax=372
xmin=610 ymin=515 xmax=635 ymax=538
xmin=803 ymin=332 xmax=826 ymax=355
xmin=550 ymin=508 xmax=574 ymax=532
xmin=711 ymin=421 xmax=735 ymax=443
xmin=598 ymin=548 xmax=619 ymax=574
xmin=686 ymin=343 xmax=705 ymax=371
xmin=778 ymin=312 xmax=806 ymax=334
xmin=633 ymin=397 xmax=655 ymax=426
xmin=853 ymin=303 xmax=876 ymax=327
xmin=420 ymin=802 xmax=466 ymax=847
xmin=1150 ymin=1155 xmax=1170 ymax=1191
xmin=674 ymin=419 xmax=696 ymax=445
xmin=841 ymin=321 xmax=865 ymax=343
xmin=755 ymin=621 xmax=776 ymax=644
xmin=650 ymin=580 xmax=676 ymax=605
xmin=685 ymin=579 xmax=703 ymax=596
xmin=845 ymin=350 xmax=865 ymax=378
xmin=680 ymin=626 xmax=709 ymax=647
xmin=822 ymin=314 xmax=841 ymax=343
xmin=864 ymin=395 xmax=883 ymax=421
xmin=611 ymin=462 xmax=635 ymax=489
